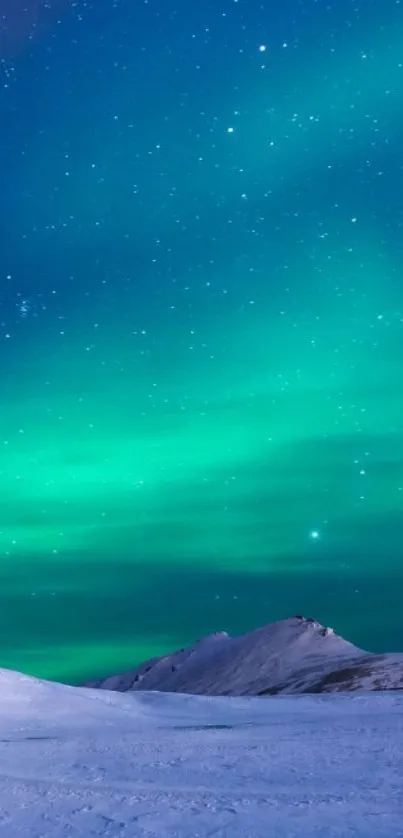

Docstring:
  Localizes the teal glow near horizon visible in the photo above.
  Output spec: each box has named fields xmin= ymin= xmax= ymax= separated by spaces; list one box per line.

xmin=1 ymin=0 xmax=402 ymax=681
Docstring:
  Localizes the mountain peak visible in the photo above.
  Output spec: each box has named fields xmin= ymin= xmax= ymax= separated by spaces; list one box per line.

xmin=84 ymin=616 xmax=403 ymax=696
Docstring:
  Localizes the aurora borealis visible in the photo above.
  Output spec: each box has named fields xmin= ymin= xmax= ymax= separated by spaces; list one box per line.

xmin=1 ymin=0 xmax=403 ymax=682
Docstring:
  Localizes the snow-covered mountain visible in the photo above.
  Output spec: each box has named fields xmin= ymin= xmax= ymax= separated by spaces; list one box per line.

xmin=85 ymin=615 xmax=403 ymax=695
xmin=1 ymin=665 xmax=403 ymax=837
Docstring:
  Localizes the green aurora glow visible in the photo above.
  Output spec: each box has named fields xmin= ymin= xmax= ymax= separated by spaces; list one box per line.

xmin=0 ymin=0 xmax=403 ymax=681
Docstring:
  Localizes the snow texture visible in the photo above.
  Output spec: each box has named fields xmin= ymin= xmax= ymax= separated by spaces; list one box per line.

xmin=0 ymin=665 xmax=403 ymax=837
xmin=85 ymin=616 xmax=403 ymax=695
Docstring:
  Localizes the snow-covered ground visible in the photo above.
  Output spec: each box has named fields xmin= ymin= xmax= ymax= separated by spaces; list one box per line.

xmin=0 ymin=667 xmax=402 ymax=837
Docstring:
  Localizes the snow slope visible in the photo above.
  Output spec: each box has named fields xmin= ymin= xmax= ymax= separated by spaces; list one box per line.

xmin=0 ymin=667 xmax=403 ymax=837
xmin=85 ymin=615 xmax=403 ymax=695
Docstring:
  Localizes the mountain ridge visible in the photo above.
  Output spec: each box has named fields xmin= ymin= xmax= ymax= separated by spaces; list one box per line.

xmin=83 ymin=615 xmax=403 ymax=695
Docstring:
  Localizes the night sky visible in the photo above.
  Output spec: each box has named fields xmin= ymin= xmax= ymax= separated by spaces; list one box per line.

xmin=1 ymin=0 xmax=403 ymax=683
